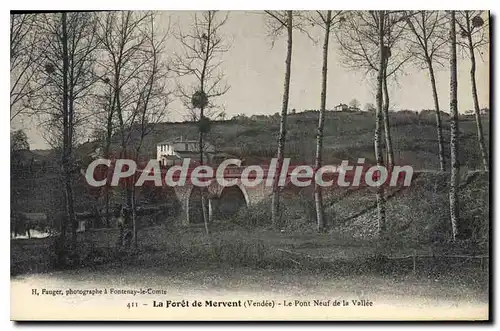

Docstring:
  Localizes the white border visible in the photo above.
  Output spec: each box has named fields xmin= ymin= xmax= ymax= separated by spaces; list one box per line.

xmin=4 ymin=1 xmax=498 ymax=330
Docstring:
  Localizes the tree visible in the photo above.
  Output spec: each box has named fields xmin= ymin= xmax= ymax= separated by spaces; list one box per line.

xmin=336 ymin=11 xmax=412 ymax=168
xmin=10 ymin=128 xmax=31 ymax=240
xmin=406 ymin=11 xmax=448 ymax=171
xmin=337 ymin=11 xmax=413 ymax=238
xmin=98 ymin=10 xmax=150 ymax=242
xmin=88 ymin=75 xmax=116 ymax=228
xmin=310 ymin=10 xmax=344 ymax=232
xmin=456 ymin=11 xmax=489 ymax=171
xmin=264 ymin=11 xmax=314 ymax=228
xmin=10 ymin=13 xmax=42 ymax=121
xmin=11 ymin=129 xmax=30 ymax=171
xmin=97 ymin=11 xmax=169 ymax=247
xmin=349 ymin=98 xmax=360 ymax=109
xmin=93 ymin=12 xmax=157 ymax=230
xmin=449 ymin=11 xmax=460 ymax=241
xmin=364 ymin=102 xmax=376 ymax=112
xmin=128 ymin=16 xmax=171 ymax=248
xmin=172 ymin=11 xmax=231 ymax=121
xmin=375 ymin=11 xmax=387 ymax=240
xmin=34 ymin=12 xmax=100 ymax=260
xmin=380 ymin=12 xmax=413 ymax=168
xmin=172 ymin=11 xmax=231 ymax=234
xmin=11 ymin=129 xmax=30 ymax=151
xmin=264 ymin=10 xmax=293 ymax=228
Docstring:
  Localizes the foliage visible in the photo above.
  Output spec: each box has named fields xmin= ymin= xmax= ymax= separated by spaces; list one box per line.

xmin=11 ymin=129 xmax=30 ymax=151
xmin=191 ymin=90 xmax=209 ymax=110
xmin=349 ymin=98 xmax=360 ymax=109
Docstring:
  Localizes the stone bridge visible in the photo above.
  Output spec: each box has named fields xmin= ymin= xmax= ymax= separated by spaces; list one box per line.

xmin=118 ymin=162 xmax=421 ymax=226
xmin=168 ymin=165 xmax=421 ymax=225
xmin=172 ymin=178 xmax=274 ymax=225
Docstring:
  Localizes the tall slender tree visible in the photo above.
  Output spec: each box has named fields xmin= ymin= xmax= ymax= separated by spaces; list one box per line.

xmin=337 ymin=11 xmax=413 ymax=237
xmin=265 ymin=11 xmax=293 ymax=228
xmin=172 ymin=11 xmax=231 ymax=234
xmin=128 ymin=16 xmax=170 ymax=249
xmin=449 ymin=11 xmax=460 ymax=241
xmin=98 ymin=11 xmax=146 ymax=245
xmin=457 ymin=11 xmax=489 ymax=171
xmin=336 ymin=11 xmax=412 ymax=169
xmin=310 ymin=10 xmax=344 ymax=232
xmin=89 ymin=78 xmax=115 ymax=227
xmin=382 ymin=50 xmax=394 ymax=167
xmin=375 ymin=11 xmax=387 ymax=238
xmin=98 ymin=11 xmax=169 ymax=247
xmin=406 ymin=11 xmax=448 ymax=171
xmin=33 ymin=12 xmax=100 ymax=258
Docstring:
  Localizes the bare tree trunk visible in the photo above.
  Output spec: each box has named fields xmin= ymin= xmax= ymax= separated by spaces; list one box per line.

xmin=68 ymin=68 xmax=77 ymax=252
xmin=131 ymin=180 xmax=138 ymax=249
xmin=200 ymin=136 xmax=210 ymax=236
xmin=428 ymin=61 xmax=446 ymax=171
xmin=129 ymin=148 xmax=138 ymax=249
xmin=449 ymin=11 xmax=460 ymax=241
xmin=67 ymin=135 xmax=77 ymax=253
xmin=375 ymin=11 xmax=387 ymax=239
xmin=60 ymin=12 xmax=70 ymax=263
xmin=199 ymin=122 xmax=210 ymax=235
xmin=104 ymin=94 xmax=114 ymax=228
xmin=114 ymin=69 xmax=133 ymax=244
xmin=199 ymin=120 xmax=204 ymax=166
xmin=272 ymin=11 xmax=293 ymax=228
xmin=198 ymin=13 xmax=212 ymax=236
xmin=382 ymin=64 xmax=394 ymax=168
xmin=466 ymin=17 xmax=488 ymax=171
xmin=315 ymin=11 xmax=331 ymax=233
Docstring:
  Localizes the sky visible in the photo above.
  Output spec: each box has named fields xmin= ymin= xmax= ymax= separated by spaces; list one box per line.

xmin=11 ymin=11 xmax=490 ymax=150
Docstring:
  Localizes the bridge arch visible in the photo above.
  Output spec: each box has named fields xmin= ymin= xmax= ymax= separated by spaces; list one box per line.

xmin=235 ymin=182 xmax=250 ymax=206
xmin=216 ymin=184 xmax=249 ymax=219
xmin=176 ymin=179 xmax=271 ymax=225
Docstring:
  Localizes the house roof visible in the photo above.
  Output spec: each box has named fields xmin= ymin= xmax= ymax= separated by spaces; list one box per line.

xmin=157 ymin=139 xmax=209 ymax=145
xmin=210 ymin=151 xmax=235 ymax=157
xmin=162 ymin=155 xmax=180 ymax=160
xmin=175 ymin=151 xmax=204 ymax=157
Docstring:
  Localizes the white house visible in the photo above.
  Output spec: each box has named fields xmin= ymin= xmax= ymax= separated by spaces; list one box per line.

xmin=156 ymin=137 xmax=216 ymax=166
xmin=333 ymin=103 xmax=349 ymax=112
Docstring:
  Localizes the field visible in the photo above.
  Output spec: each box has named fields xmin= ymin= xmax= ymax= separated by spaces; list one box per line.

xmin=11 ymin=220 xmax=489 ymax=319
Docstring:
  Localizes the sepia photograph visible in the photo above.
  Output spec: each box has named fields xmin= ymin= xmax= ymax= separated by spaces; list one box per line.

xmin=9 ymin=7 xmax=491 ymax=321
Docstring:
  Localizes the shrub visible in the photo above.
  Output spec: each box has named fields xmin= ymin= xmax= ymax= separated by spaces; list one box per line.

xmin=233 ymin=200 xmax=272 ymax=228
